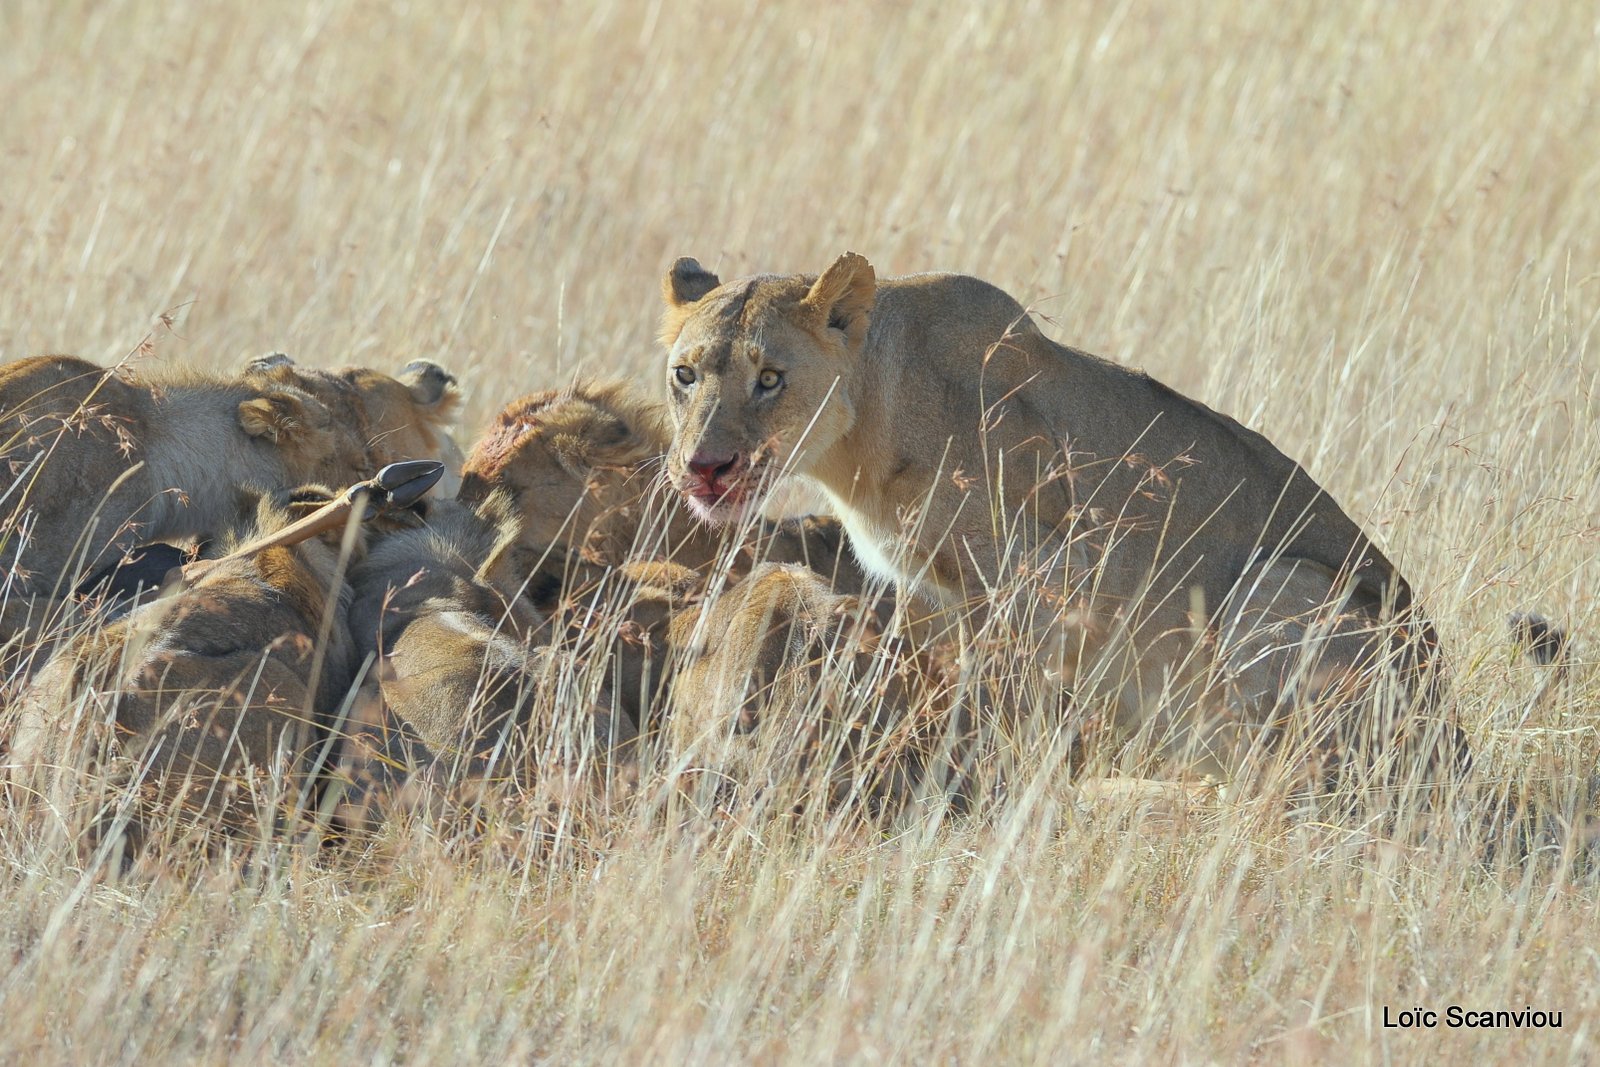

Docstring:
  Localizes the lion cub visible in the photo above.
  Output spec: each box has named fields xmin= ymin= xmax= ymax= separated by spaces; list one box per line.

xmin=0 ymin=352 xmax=461 ymax=646
xmin=7 ymin=486 xmax=372 ymax=856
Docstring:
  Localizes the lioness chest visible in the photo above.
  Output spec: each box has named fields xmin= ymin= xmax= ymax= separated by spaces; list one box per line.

xmin=819 ymin=487 xmax=967 ymax=608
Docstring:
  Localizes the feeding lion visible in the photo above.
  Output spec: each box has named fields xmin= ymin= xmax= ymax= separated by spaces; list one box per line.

xmin=7 ymin=485 xmax=376 ymax=856
xmin=0 ymin=351 xmax=461 ymax=647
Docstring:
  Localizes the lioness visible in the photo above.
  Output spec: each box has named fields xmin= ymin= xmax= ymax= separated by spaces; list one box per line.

xmin=659 ymin=253 xmax=1461 ymax=784
xmin=0 ymin=352 xmax=460 ymax=644
xmin=7 ymin=486 xmax=371 ymax=856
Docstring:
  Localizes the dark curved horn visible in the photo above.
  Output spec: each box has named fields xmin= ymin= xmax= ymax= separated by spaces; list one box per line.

xmin=359 ymin=459 xmax=446 ymax=517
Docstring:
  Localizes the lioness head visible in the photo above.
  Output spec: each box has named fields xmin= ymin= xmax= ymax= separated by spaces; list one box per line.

xmin=240 ymin=353 xmax=463 ymax=491
xmin=659 ymin=253 xmax=876 ymax=524
xmin=457 ymin=382 xmax=683 ymax=573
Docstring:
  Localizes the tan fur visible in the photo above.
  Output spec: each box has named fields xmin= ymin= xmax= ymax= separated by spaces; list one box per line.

xmin=7 ymin=487 xmax=368 ymax=855
xmin=458 ymin=381 xmax=875 ymax=609
xmin=452 ymin=383 xmax=888 ymax=756
xmin=666 ymin=563 xmax=954 ymax=817
xmin=0 ymin=353 xmax=462 ymax=645
xmin=660 ymin=254 xmax=1462 ymax=783
xmin=457 ymin=382 xmax=706 ymax=596
xmin=333 ymin=494 xmax=635 ymax=833
xmin=334 ymin=359 xmax=466 ymax=496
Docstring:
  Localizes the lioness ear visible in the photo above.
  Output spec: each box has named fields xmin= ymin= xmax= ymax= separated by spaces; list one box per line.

xmin=398 ymin=359 xmax=461 ymax=414
xmin=245 ymin=352 xmax=295 ymax=373
xmin=663 ymin=257 xmax=720 ymax=307
xmin=238 ymin=394 xmax=309 ymax=443
xmin=659 ymin=257 xmax=721 ymax=346
xmin=803 ymin=252 xmax=875 ymax=347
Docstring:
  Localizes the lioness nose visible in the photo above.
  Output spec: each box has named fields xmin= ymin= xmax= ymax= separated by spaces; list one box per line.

xmin=687 ymin=450 xmax=741 ymax=484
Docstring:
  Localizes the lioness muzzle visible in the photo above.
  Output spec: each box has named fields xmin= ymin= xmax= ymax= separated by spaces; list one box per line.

xmin=178 ymin=459 xmax=447 ymax=585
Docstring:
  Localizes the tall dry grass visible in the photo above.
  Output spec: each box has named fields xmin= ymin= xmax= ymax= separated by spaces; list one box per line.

xmin=1 ymin=0 xmax=1597 ymax=1061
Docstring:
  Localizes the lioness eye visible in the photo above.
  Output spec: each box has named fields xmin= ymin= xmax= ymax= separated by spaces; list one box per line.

xmin=758 ymin=369 xmax=783 ymax=391
xmin=674 ymin=365 xmax=697 ymax=387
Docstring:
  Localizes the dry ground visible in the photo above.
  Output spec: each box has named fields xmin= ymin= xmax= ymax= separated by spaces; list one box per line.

xmin=2 ymin=0 xmax=1598 ymax=1062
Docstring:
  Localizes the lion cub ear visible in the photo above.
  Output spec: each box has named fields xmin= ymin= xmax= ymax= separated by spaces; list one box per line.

xmin=803 ymin=252 xmax=876 ymax=347
xmin=659 ymin=257 xmax=722 ymax=346
xmin=238 ymin=393 xmax=313 ymax=443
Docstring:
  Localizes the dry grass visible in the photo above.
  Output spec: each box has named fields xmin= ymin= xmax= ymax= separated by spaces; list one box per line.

xmin=2 ymin=0 xmax=1598 ymax=1061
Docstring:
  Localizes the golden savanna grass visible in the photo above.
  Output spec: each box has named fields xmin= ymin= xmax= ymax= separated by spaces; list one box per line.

xmin=3 ymin=0 xmax=1598 ymax=1061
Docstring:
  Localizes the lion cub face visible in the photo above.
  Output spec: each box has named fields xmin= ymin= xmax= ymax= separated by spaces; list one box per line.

xmin=659 ymin=254 xmax=876 ymax=525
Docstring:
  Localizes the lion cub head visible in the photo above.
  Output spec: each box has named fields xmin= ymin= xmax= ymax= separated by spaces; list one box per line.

xmin=658 ymin=253 xmax=876 ymax=524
